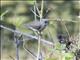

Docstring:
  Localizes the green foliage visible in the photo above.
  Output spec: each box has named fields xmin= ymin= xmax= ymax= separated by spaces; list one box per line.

xmin=63 ymin=53 xmax=74 ymax=60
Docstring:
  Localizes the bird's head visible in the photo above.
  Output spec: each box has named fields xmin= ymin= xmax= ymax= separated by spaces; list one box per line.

xmin=41 ymin=19 xmax=49 ymax=26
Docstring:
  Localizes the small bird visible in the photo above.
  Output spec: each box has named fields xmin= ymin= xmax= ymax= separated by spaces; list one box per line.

xmin=57 ymin=34 xmax=66 ymax=44
xmin=24 ymin=19 xmax=49 ymax=32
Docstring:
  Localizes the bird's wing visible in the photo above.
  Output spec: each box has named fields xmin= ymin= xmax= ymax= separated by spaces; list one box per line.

xmin=28 ymin=21 xmax=41 ymax=29
xmin=24 ymin=21 xmax=41 ymax=30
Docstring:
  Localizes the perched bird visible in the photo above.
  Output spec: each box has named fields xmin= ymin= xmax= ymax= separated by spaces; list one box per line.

xmin=24 ymin=19 xmax=49 ymax=32
xmin=57 ymin=34 xmax=67 ymax=44
xmin=57 ymin=34 xmax=72 ymax=50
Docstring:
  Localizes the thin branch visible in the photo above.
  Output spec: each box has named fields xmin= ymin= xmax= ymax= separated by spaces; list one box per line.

xmin=43 ymin=9 xmax=50 ymax=18
xmin=50 ymin=19 xmax=79 ymax=23
xmin=37 ymin=0 xmax=44 ymax=60
xmin=47 ymin=29 xmax=54 ymax=43
xmin=23 ymin=43 xmax=44 ymax=60
xmin=14 ymin=33 xmax=19 ymax=60
xmin=23 ymin=43 xmax=37 ymax=58
xmin=35 ymin=4 xmax=41 ymax=17
xmin=0 ymin=9 xmax=11 ymax=20
xmin=0 ymin=25 xmax=53 ymax=46
xmin=40 ymin=0 xmax=44 ymax=19
xmin=37 ymin=34 xmax=41 ymax=60
xmin=34 ymin=1 xmax=37 ymax=21
xmin=30 ymin=8 xmax=40 ymax=17
xmin=9 ymin=55 xmax=15 ymax=60
xmin=57 ymin=18 xmax=71 ymax=41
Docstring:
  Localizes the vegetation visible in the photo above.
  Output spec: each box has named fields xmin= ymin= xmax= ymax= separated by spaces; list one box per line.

xmin=0 ymin=0 xmax=80 ymax=60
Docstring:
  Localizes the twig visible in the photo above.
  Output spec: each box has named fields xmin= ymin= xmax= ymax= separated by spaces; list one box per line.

xmin=47 ymin=29 xmax=54 ymax=43
xmin=14 ymin=33 xmax=19 ymax=60
xmin=30 ymin=8 xmax=40 ymax=17
xmin=50 ymin=19 xmax=79 ymax=23
xmin=58 ymin=18 xmax=71 ymax=41
xmin=40 ymin=0 xmax=44 ymax=20
xmin=35 ymin=4 xmax=41 ymax=17
xmin=23 ymin=43 xmax=37 ymax=58
xmin=0 ymin=9 xmax=11 ymax=20
xmin=23 ymin=43 xmax=44 ymax=60
xmin=34 ymin=1 xmax=37 ymax=21
xmin=9 ymin=55 xmax=15 ymax=60
xmin=37 ymin=33 xmax=41 ymax=60
xmin=0 ymin=25 xmax=53 ymax=46
xmin=37 ymin=0 xmax=44 ymax=60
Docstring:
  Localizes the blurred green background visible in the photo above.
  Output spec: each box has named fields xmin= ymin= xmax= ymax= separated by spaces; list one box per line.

xmin=0 ymin=0 xmax=80 ymax=60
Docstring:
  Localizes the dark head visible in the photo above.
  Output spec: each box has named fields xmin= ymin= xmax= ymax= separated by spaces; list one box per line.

xmin=41 ymin=19 xmax=49 ymax=26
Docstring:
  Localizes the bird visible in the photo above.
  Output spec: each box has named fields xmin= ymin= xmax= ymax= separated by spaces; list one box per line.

xmin=57 ymin=34 xmax=66 ymax=44
xmin=24 ymin=19 xmax=49 ymax=32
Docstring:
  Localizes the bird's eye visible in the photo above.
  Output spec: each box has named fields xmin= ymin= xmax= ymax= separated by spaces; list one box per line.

xmin=45 ymin=21 xmax=48 ymax=23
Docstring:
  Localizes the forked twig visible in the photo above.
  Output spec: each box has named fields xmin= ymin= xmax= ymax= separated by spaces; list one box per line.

xmin=30 ymin=8 xmax=40 ymax=17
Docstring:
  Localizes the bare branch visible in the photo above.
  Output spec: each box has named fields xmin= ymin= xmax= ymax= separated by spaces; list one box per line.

xmin=9 ymin=55 xmax=15 ymax=60
xmin=0 ymin=9 xmax=12 ymax=20
xmin=37 ymin=1 xmax=44 ymax=60
xmin=35 ymin=4 xmax=41 ymax=17
xmin=40 ymin=0 xmax=44 ymax=19
xmin=30 ymin=8 xmax=40 ymax=17
xmin=0 ymin=25 xmax=53 ymax=46
xmin=50 ymin=19 xmax=79 ymax=23
xmin=34 ymin=1 xmax=37 ymax=21
xmin=14 ymin=33 xmax=20 ymax=60
xmin=23 ymin=43 xmax=37 ymax=58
